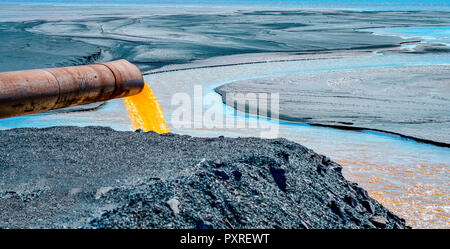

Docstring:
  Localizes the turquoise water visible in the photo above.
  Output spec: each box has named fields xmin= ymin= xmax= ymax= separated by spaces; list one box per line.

xmin=0 ymin=99 xmax=132 ymax=131
xmin=2 ymin=0 xmax=450 ymax=10
xmin=367 ymin=26 xmax=450 ymax=46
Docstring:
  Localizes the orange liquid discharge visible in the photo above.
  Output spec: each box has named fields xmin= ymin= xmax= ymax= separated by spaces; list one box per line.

xmin=123 ymin=83 xmax=170 ymax=134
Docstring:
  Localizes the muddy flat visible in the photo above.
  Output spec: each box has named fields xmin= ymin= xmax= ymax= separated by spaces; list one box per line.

xmin=216 ymin=65 xmax=450 ymax=145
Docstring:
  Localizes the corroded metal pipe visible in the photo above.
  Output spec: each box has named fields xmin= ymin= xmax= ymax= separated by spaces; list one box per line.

xmin=0 ymin=60 xmax=144 ymax=119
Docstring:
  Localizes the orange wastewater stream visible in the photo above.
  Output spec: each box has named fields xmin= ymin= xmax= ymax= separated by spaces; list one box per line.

xmin=123 ymin=82 xmax=170 ymax=134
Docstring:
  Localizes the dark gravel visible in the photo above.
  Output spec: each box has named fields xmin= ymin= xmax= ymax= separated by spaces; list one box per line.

xmin=0 ymin=126 xmax=408 ymax=229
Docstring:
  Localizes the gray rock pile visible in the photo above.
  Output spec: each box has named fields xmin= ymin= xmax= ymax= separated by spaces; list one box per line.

xmin=0 ymin=127 xmax=407 ymax=229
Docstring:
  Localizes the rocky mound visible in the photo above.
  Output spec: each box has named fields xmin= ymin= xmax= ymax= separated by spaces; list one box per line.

xmin=0 ymin=127 xmax=407 ymax=229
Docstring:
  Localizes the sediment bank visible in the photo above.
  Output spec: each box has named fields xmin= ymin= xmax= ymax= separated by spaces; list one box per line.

xmin=215 ymin=65 xmax=450 ymax=147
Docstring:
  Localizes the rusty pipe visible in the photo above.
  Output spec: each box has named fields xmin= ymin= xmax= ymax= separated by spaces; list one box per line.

xmin=0 ymin=59 xmax=144 ymax=119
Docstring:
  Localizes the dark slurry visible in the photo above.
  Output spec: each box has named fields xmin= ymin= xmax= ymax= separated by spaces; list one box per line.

xmin=0 ymin=127 xmax=408 ymax=229
xmin=2 ymin=7 xmax=450 ymax=73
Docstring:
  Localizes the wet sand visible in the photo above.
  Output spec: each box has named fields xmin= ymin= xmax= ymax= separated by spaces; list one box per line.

xmin=216 ymin=65 xmax=450 ymax=146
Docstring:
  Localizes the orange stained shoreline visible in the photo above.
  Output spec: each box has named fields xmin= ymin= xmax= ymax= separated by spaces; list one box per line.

xmin=335 ymin=159 xmax=450 ymax=228
xmin=123 ymin=82 xmax=170 ymax=134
